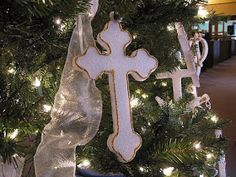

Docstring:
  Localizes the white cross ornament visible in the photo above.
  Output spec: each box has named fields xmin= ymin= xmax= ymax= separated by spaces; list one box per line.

xmin=156 ymin=68 xmax=197 ymax=101
xmin=156 ymin=23 xmax=211 ymax=112
xmin=156 ymin=23 xmax=199 ymax=102
xmin=75 ymin=19 xmax=157 ymax=162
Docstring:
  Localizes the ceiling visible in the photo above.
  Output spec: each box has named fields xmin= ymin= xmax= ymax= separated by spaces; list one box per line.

xmin=208 ymin=0 xmax=236 ymax=4
xmin=206 ymin=0 xmax=236 ymax=15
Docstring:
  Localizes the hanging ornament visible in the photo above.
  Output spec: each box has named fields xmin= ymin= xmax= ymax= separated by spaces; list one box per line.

xmin=156 ymin=22 xmax=200 ymax=105
xmin=189 ymin=32 xmax=209 ymax=77
xmin=156 ymin=22 xmax=211 ymax=112
xmin=34 ymin=1 xmax=103 ymax=177
xmin=75 ymin=15 xmax=158 ymax=162
xmin=160 ymin=31 xmax=209 ymax=103
xmin=187 ymin=93 xmax=211 ymax=111
xmin=215 ymin=130 xmax=227 ymax=177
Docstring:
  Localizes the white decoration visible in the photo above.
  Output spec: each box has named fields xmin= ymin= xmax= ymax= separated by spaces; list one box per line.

xmin=0 ymin=156 xmax=24 ymax=177
xmin=175 ymin=22 xmax=200 ymax=87
xmin=215 ymin=130 xmax=227 ymax=177
xmin=187 ymin=93 xmax=211 ymax=111
xmin=156 ymin=22 xmax=199 ymax=103
xmin=189 ymin=32 xmax=209 ymax=77
xmin=156 ymin=23 xmax=211 ymax=112
xmin=34 ymin=1 xmax=103 ymax=177
xmin=75 ymin=19 xmax=157 ymax=162
xmin=156 ymin=67 xmax=197 ymax=101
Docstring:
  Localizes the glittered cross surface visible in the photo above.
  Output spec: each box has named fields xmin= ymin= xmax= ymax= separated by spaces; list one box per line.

xmin=76 ymin=20 xmax=157 ymax=162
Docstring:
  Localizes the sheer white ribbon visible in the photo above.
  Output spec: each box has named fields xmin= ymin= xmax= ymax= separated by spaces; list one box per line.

xmin=34 ymin=1 xmax=102 ymax=177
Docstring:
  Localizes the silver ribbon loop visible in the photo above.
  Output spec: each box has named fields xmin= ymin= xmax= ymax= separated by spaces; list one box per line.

xmin=34 ymin=1 xmax=102 ymax=177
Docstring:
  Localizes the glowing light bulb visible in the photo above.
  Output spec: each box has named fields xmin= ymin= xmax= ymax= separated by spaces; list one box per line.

xmin=210 ymin=115 xmax=218 ymax=123
xmin=33 ymin=77 xmax=41 ymax=87
xmin=139 ymin=166 xmax=144 ymax=172
xmin=130 ymin=97 xmax=140 ymax=108
xmin=59 ymin=24 xmax=66 ymax=31
xmin=206 ymin=153 xmax=214 ymax=160
xmin=135 ymin=89 xmax=142 ymax=94
xmin=167 ymin=25 xmax=174 ymax=31
xmin=161 ymin=81 xmax=168 ymax=87
xmin=9 ymin=129 xmax=19 ymax=139
xmin=43 ymin=104 xmax=52 ymax=112
xmin=8 ymin=68 xmax=16 ymax=74
xmin=54 ymin=17 xmax=62 ymax=25
xmin=200 ymin=175 xmax=204 ymax=177
xmin=133 ymin=34 xmax=137 ymax=39
xmin=163 ymin=167 xmax=174 ymax=176
xmin=77 ymin=159 xmax=91 ymax=169
xmin=12 ymin=154 xmax=18 ymax=158
xmin=141 ymin=93 xmax=148 ymax=99
xmin=197 ymin=6 xmax=209 ymax=18
xmin=194 ymin=142 xmax=201 ymax=150
xmin=141 ymin=126 xmax=146 ymax=132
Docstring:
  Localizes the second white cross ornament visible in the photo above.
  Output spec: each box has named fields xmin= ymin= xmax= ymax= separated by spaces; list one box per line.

xmin=75 ymin=19 xmax=157 ymax=162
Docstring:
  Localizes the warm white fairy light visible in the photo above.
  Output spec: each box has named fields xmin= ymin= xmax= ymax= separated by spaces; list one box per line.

xmin=210 ymin=115 xmax=218 ymax=123
xmin=33 ymin=77 xmax=41 ymax=87
xmin=130 ymin=97 xmax=140 ymax=108
xmin=197 ymin=6 xmax=209 ymax=18
xmin=163 ymin=167 xmax=174 ymax=176
xmin=180 ymin=58 xmax=186 ymax=65
xmin=167 ymin=25 xmax=175 ymax=31
xmin=161 ymin=81 xmax=168 ymax=87
xmin=8 ymin=68 xmax=16 ymax=74
xmin=139 ymin=166 xmax=145 ymax=172
xmin=206 ymin=153 xmax=214 ymax=160
xmin=59 ymin=24 xmax=66 ymax=31
xmin=135 ymin=89 xmax=142 ymax=94
xmin=43 ymin=104 xmax=52 ymax=112
xmin=141 ymin=126 xmax=146 ymax=132
xmin=187 ymin=85 xmax=196 ymax=94
xmin=54 ymin=17 xmax=62 ymax=25
xmin=133 ymin=34 xmax=137 ymax=39
xmin=194 ymin=142 xmax=201 ymax=150
xmin=200 ymin=174 xmax=204 ymax=177
xmin=185 ymin=0 xmax=191 ymax=3
xmin=77 ymin=159 xmax=91 ymax=169
xmin=12 ymin=154 xmax=18 ymax=158
xmin=141 ymin=93 xmax=148 ymax=99
xmin=9 ymin=129 xmax=19 ymax=139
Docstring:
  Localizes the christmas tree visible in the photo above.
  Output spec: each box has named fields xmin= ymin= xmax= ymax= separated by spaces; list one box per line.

xmin=0 ymin=0 xmax=227 ymax=177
